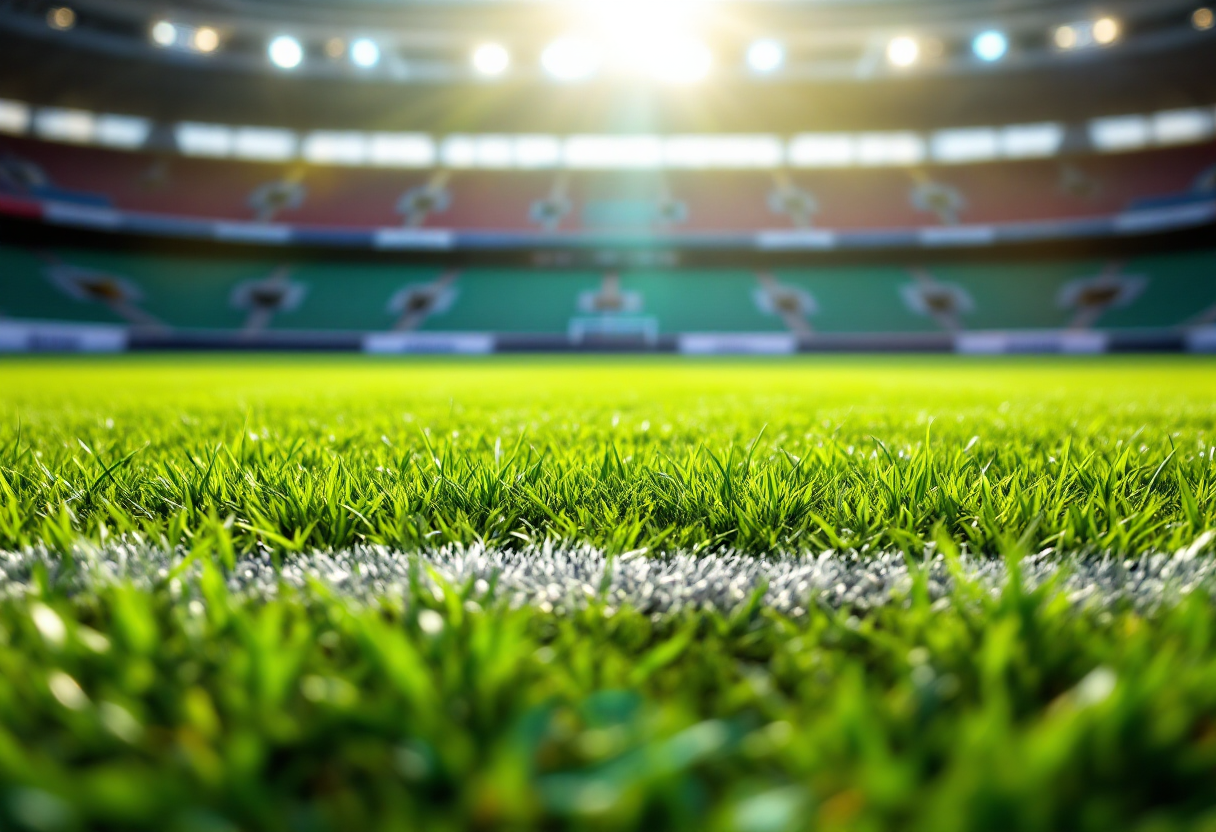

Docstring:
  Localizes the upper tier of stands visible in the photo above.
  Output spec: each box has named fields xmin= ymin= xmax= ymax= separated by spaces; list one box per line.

xmin=2 ymin=134 xmax=1214 ymax=250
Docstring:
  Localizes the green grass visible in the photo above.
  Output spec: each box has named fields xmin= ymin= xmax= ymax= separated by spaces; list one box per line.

xmin=1 ymin=356 xmax=1216 ymax=831
xmin=5 ymin=559 xmax=1216 ymax=832
xmin=1 ymin=356 xmax=1214 ymax=555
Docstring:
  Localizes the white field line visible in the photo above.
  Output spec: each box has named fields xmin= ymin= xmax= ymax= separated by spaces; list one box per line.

xmin=3 ymin=536 xmax=1216 ymax=614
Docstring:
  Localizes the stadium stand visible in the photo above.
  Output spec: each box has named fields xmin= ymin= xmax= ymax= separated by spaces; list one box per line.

xmin=1 ymin=0 xmax=1214 ymax=352
xmin=2 ymin=134 xmax=1214 ymax=245
xmin=3 ymin=242 xmax=1215 ymax=354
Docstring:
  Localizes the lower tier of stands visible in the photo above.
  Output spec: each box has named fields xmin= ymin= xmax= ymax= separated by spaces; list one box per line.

xmin=2 ymin=242 xmax=1215 ymax=353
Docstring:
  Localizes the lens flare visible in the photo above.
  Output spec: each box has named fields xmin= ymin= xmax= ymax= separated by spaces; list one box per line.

xmin=886 ymin=36 xmax=920 ymax=68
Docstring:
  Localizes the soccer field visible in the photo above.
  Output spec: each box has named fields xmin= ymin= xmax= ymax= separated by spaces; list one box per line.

xmin=2 ymin=356 xmax=1216 ymax=830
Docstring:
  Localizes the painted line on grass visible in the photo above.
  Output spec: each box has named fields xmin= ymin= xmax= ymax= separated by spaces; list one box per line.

xmin=3 ymin=537 xmax=1216 ymax=614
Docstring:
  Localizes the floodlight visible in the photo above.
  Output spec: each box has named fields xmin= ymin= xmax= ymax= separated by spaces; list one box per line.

xmin=648 ymin=36 xmax=712 ymax=83
xmin=541 ymin=36 xmax=598 ymax=81
xmin=47 ymin=6 xmax=75 ymax=30
xmin=268 ymin=35 xmax=303 ymax=69
xmin=472 ymin=43 xmax=510 ymax=76
xmin=1195 ymin=8 xmax=1215 ymax=30
xmin=972 ymin=30 xmax=1008 ymax=62
xmin=886 ymin=36 xmax=920 ymax=68
xmin=192 ymin=26 xmax=219 ymax=53
xmin=324 ymin=38 xmax=346 ymax=59
xmin=151 ymin=20 xmax=177 ymax=46
xmin=350 ymin=38 xmax=380 ymax=68
xmin=1053 ymin=25 xmax=1079 ymax=50
xmin=1092 ymin=17 xmax=1120 ymax=45
xmin=746 ymin=39 xmax=784 ymax=73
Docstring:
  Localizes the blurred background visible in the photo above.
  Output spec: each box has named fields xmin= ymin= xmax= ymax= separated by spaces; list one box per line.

xmin=1 ymin=0 xmax=1214 ymax=355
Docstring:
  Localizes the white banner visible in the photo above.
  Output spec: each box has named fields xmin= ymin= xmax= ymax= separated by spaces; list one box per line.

xmin=956 ymin=330 xmax=1108 ymax=355
xmin=372 ymin=228 xmax=456 ymax=250
xmin=679 ymin=333 xmax=798 ymax=355
xmin=363 ymin=332 xmax=493 ymax=354
xmin=0 ymin=321 xmax=128 ymax=353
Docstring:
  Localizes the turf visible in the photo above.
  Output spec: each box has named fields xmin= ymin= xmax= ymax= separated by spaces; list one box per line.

xmin=1 ymin=356 xmax=1215 ymax=555
xmin=1 ymin=356 xmax=1216 ymax=832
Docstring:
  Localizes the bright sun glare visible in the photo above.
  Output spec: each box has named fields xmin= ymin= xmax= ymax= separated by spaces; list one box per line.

xmin=568 ymin=0 xmax=712 ymax=82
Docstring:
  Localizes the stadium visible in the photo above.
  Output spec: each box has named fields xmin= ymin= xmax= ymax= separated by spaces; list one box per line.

xmin=1 ymin=0 xmax=1216 ymax=828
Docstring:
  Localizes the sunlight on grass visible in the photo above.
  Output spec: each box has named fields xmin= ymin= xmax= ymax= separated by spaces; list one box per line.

xmin=1 ymin=356 xmax=1213 ymax=555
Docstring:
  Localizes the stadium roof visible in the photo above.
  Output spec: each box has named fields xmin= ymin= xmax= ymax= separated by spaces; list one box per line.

xmin=1 ymin=0 xmax=1213 ymax=132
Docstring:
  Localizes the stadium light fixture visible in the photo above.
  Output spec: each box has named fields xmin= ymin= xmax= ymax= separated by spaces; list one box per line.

xmin=972 ymin=30 xmax=1008 ymax=62
xmin=541 ymin=36 xmax=599 ymax=81
xmin=886 ymin=36 xmax=920 ymax=68
xmin=1195 ymin=8 xmax=1215 ymax=30
xmin=150 ymin=20 xmax=177 ymax=46
xmin=324 ymin=38 xmax=345 ymax=59
xmin=1092 ymin=17 xmax=1120 ymax=45
xmin=192 ymin=26 xmax=220 ymax=54
xmin=472 ymin=43 xmax=510 ymax=77
xmin=46 ymin=6 xmax=75 ymax=30
xmin=1053 ymin=25 xmax=1079 ymax=50
xmin=268 ymin=35 xmax=304 ymax=70
xmin=350 ymin=38 xmax=380 ymax=68
xmin=746 ymin=39 xmax=784 ymax=74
